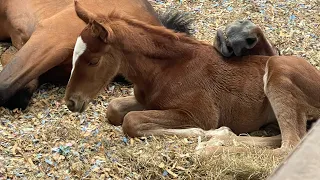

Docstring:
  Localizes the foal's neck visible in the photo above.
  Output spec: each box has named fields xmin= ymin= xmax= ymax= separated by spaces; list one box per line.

xmin=121 ymin=38 xmax=199 ymax=89
xmin=112 ymin=21 xmax=210 ymax=87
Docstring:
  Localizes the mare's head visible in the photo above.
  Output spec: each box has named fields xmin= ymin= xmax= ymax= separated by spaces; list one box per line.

xmin=65 ymin=1 xmax=122 ymax=112
xmin=214 ymin=20 xmax=279 ymax=57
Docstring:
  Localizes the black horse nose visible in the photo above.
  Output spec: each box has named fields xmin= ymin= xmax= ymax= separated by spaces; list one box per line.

xmin=66 ymin=99 xmax=76 ymax=112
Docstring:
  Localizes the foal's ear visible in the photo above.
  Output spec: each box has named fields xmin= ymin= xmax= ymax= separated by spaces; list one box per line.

xmin=90 ymin=20 xmax=109 ymax=43
xmin=74 ymin=0 xmax=96 ymax=24
xmin=214 ymin=29 xmax=234 ymax=57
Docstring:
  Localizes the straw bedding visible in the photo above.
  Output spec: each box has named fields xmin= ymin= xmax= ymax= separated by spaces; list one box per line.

xmin=0 ymin=0 xmax=319 ymax=179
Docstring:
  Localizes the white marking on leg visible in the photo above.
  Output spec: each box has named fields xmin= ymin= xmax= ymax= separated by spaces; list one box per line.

xmin=263 ymin=62 xmax=269 ymax=93
xmin=145 ymin=126 xmax=235 ymax=138
xmin=195 ymin=127 xmax=235 ymax=152
xmin=147 ymin=128 xmax=206 ymax=137
xmin=69 ymin=36 xmax=87 ymax=82
xmin=204 ymin=126 xmax=235 ymax=137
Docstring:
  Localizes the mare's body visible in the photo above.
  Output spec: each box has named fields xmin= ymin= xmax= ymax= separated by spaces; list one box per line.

xmin=0 ymin=0 xmax=188 ymax=109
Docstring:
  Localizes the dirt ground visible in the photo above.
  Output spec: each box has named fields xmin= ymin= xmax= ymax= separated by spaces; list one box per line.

xmin=0 ymin=0 xmax=319 ymax=179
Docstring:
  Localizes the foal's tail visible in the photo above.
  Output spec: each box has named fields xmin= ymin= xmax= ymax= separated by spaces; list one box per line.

xmin=157 ymin=9 xmax=195 ymax=36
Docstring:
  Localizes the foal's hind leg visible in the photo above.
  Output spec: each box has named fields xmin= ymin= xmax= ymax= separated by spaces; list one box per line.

xmin=264 ymin=60 xmax=308 ymax=152
xmin=195 ymin=134 xmax=282 ymax=156
xmin=122 ymin=109 xmax=207 ymax=137
xmin=106 ymin=96 xmax=145 ymax=126
xmin=1 ymin=46 xmax=39 ymax=110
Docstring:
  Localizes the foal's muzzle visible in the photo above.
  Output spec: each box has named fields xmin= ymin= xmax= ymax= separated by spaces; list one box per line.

xmin=65 ymin=95 xmax=88 ymax=113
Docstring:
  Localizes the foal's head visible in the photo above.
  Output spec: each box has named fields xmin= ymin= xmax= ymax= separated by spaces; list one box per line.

xmin=65 ymin=1 xmax=206 ymax=112
xmin=65 ymin=2 xmax=123 ymax=112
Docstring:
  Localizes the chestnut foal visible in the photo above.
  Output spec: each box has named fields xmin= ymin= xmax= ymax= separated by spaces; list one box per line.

xmin=65 ymin=1 xmax=320 ymax=154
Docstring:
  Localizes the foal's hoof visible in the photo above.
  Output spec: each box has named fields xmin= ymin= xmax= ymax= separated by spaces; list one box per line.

xmin=2 ymin=88 xmax=33 ymax=110
xmin=272 ymin=148 xmax=291 ymax=157
xmin=195 ymin=145 xmax=224 ymax=156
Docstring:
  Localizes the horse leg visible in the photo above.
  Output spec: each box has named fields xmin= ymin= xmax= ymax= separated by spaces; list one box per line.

xmin=121 ymin=109 xmax=283 ymax=155
xmin=121 ymin=109 xmax=209 ymax=137
xmin=2 ymin=79 xmax=38 ymax=110
xmin=1 ymin=46 xmax=39 ymax=109
xmin=0 ymin=29 xmax=73 ymax=109
xmin=106 ymin=96 xmax=145 ymax=126
xmin=264 ymin=59 xmax=310 ymax=153
xmin=195 ymin=134 xmax=282 ymax=156
xmin=195 ymin=124 xmax=282 ymax=156
xmin=0 ymin=6 xmax=84 ymax=109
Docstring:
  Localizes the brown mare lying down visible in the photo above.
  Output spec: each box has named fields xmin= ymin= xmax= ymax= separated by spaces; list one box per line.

xmin=0 ymin=0 xmax=193 ymax=110
xmin=65 ymin=1 xmax=320 ymax=154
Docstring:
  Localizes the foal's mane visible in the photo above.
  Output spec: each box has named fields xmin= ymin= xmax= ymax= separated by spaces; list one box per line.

xmin=95 ymin=11 xmax=211 ymax=47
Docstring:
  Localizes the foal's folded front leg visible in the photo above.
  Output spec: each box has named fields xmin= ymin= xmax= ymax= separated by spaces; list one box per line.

xmin=106 ymin=96 xmax=145 ymax=126
xmin=121 ymin=109 xmax=205 ymax=137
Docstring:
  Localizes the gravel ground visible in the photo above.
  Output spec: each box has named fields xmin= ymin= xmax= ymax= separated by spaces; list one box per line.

xmin=0 ymin=0 xmax=319 ymax=179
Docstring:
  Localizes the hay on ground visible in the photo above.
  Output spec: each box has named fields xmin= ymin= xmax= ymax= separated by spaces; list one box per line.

xmin=0 ymin=0 xmax=319 ymax=179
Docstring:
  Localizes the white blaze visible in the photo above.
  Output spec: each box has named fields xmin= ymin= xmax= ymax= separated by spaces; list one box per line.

xmin=69 ymin=36 xmax=87 ymax=82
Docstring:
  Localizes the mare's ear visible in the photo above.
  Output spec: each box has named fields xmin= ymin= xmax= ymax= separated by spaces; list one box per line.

xmin=214 ymin=29 xmax=234 ymax=57
xmin=74 ymin=0 xmax=96 ymax=24
xmin=89 ymin=20 xmax=109 ymax=43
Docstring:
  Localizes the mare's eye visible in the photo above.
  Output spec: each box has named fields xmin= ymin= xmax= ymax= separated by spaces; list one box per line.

xmin=88 ymin=58 xmax=100 ymax=66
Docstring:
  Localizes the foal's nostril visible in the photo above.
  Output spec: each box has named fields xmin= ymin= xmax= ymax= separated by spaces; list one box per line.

xmin=66 ymin=99 xmax=76 ymax=111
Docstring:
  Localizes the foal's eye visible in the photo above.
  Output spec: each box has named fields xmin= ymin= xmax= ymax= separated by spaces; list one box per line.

xmin=88 ymin=58 xmax=100 ymax=66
